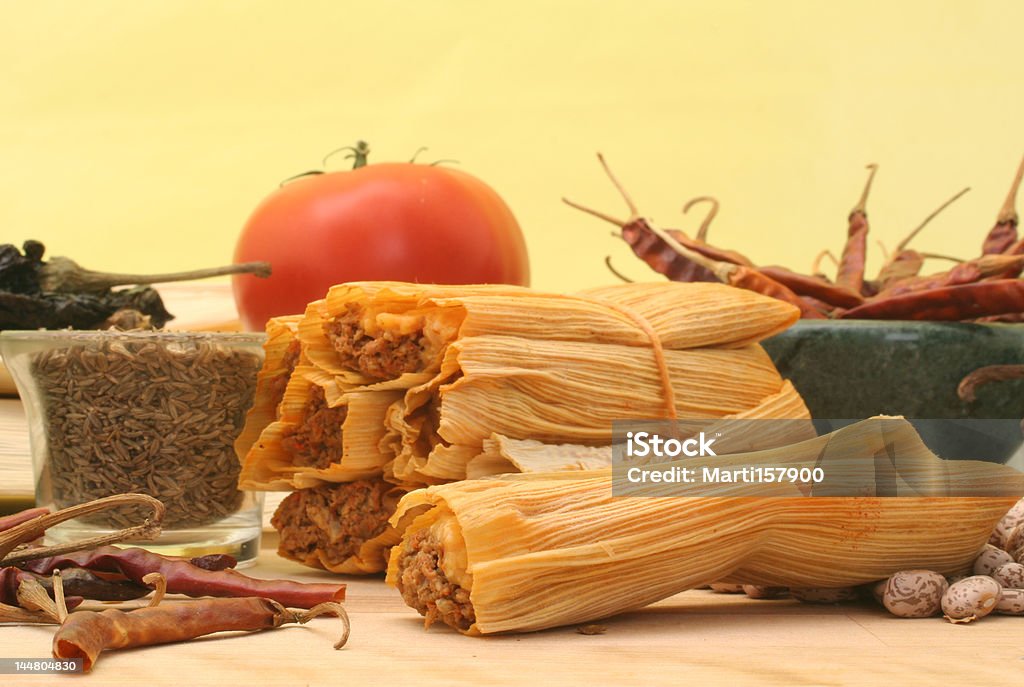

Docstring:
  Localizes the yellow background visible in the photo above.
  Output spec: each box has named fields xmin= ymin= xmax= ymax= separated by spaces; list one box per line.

xmin=3 ymin=0 xmax=1023 ymax=296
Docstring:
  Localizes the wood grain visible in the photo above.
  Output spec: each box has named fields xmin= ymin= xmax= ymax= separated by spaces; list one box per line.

xmin=2 ymin=548 xmax=1023 ymax=685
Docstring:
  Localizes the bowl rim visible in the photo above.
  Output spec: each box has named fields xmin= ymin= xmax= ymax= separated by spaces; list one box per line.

xmin=0 ymin=330 xmax=266 ymax=344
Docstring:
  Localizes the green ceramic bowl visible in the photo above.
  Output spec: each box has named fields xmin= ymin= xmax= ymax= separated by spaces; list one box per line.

xmin=762 ymin=320 xmax=1024 ymax=463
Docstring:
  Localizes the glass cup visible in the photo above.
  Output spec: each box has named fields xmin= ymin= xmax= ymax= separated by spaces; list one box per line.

xmin=0 ymin=330 xmax=266 ymax=566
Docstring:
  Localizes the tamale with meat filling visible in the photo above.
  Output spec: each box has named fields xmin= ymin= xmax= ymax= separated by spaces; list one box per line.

xmin=386 ymin=418 xmax=1024 ymax=635
xmin=384 ymin=337 xmax=793 ymax=484
xmin=301 ymin=281 xmax=800 ymax=387
xmin=238 ymin=363 xmax=402 ymax=490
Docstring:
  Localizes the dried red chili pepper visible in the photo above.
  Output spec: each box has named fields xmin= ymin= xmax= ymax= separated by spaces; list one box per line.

xmin=835 ymin=164 xmax=878 ymax=294
xmin=982 ymin=155 xmax=1024 ymax=254
xmin=0 ymin=508 xmax=49 ymax=533
xmin=52 ymin=597 xmax=348 ymax=672
xmin=876 ymin=250 xmax=925 ymax=288
xmin=758 ymin=266 xmax=865 ymax=309
xmin=879 ymin=254 xmax=1024 ymax=298
xmin=1 ymin=567 xmax=84 ymax=610
xmin=21 ymin=546 xmax=346 ymax=608
xmin=839 ymin=279 xmax=1024 ymax=321
xmin=1 ymin=566 xmax=147 ymax=607
xmin=616 ymin=223 xmax=718 ymax=283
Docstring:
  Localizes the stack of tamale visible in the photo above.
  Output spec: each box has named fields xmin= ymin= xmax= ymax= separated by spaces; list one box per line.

xmin=235 ymin=281 xmax=810 ymax=575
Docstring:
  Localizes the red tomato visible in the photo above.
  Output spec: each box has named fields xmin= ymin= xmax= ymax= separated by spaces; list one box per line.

xmin=232 ymin=162 xmax=530 ymax=330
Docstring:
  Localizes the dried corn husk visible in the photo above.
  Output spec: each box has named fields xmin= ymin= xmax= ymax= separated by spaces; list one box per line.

xmin=578 ymin=282 xmax=799 ymax=349
xmin=386 ymin=337 xmax=790 ymax=484
xmin=301 ymin=281 xmax=799 ymax=387
xmin=238 ymin=364 xmax=401 ymax=490
xmin=464 ymin=380 xmax=812 ymax=478
xmin=467 ymin=436 xmax=614 ymax=478
xmin=233 ymin=314 xmax=303 ymax=461
xmin=386 ymin=418 xmax=1024 ymax=634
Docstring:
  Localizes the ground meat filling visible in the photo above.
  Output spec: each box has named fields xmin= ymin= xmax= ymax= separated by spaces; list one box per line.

xmin=324 ymin=305 xmax=428 ymax=380
xmin=280 ymin=386 xmax=347 ymax=469
xmin=395 ymin=528 xmax=475 ymax=631
xmin=266 ymin=339 xmax=302 ymax=409
xmin=272 ymin=479 xmax=396 ymax=569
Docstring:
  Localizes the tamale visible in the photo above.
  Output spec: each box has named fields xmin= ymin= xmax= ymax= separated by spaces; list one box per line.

xmin=233 ymin=314 xmax=303 ymax=461
xmin=238 ymin=364 xmax=401 ymax=490
xmin=386 ymin=418 xmax=1024 ymax=634
xmin=386 ymin=337 xmax=792 ymax=484
xmin=301 ymin=281 xmax=799 ymax=386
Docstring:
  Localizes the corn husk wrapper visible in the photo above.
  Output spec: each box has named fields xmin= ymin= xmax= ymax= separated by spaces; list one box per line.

xmin=301 ymin=281 xmax=800 ymax=387
xmin=234 ymin=314 xmax=303 ymax=462
xmin=238 ymin=363 xmax=401 ymax=490
xmin=386 ymin=337 xmax=791 ymax=484
xmin=386 ymin=418 xmax=1024 ymax=634
xmin=578 ymin=281 xmax=799 ymax=349
xmin=464 ymin=380 xmax=812 ymax=478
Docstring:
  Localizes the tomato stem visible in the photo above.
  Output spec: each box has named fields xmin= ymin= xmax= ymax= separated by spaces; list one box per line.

xmin=322 ymin=141 xmax=370 ymax=170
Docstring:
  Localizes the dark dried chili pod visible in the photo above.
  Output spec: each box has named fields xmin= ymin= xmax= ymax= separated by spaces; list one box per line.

xmin=840 ymin=279 xmax=1024 ymax=321
xmin=21 ymin=546 xmax=345 ymax=609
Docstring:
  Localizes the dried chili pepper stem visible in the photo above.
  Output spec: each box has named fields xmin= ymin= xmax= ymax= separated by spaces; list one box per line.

xmin=983 ymin=155 xmax=1024 ymax=254
xmin=143 ymin=573 xmax=167 ymax=607
xmin=603 ymin=256 xmax=634 ymax=283
xmin=894 ymin=187 xmax=971 ymax=253
xmin=918 ymin=252 xmax=965 ymax=263
xmin=295 ymin=601 xmax=351 ymax=650
xmin=52 ymin=570 xmax=68 ymax=623
xmin=811 ymin=250 xmax=838 ymax=275
xmin=852 ymin=164 xmax=879 ymax=218
xmin=1 ymin=599 xmax=56 ymax=624
xmin=38 ymin=258 xmax=272 ymax=294
xmin=683 ymin=196 xmax=719 ymax=242
xmin=997 ymin=155 xmax=1024 ymax=225
xmin=563 ymin=197 xmax=630 ymax=228
xmin=15 ymin=577 xmax=61 ymax=623
xmin=0 ymin=494 xmax=164 ymax=566
xmin=596 ymin=152 xmax=641 ymax=220
xmin=958 ymin=365 xmax=1024 ymax=403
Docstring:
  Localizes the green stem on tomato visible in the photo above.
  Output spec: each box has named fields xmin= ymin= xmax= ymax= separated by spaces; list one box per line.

xmin=322 ymin=141 xmax=370 ymax=169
